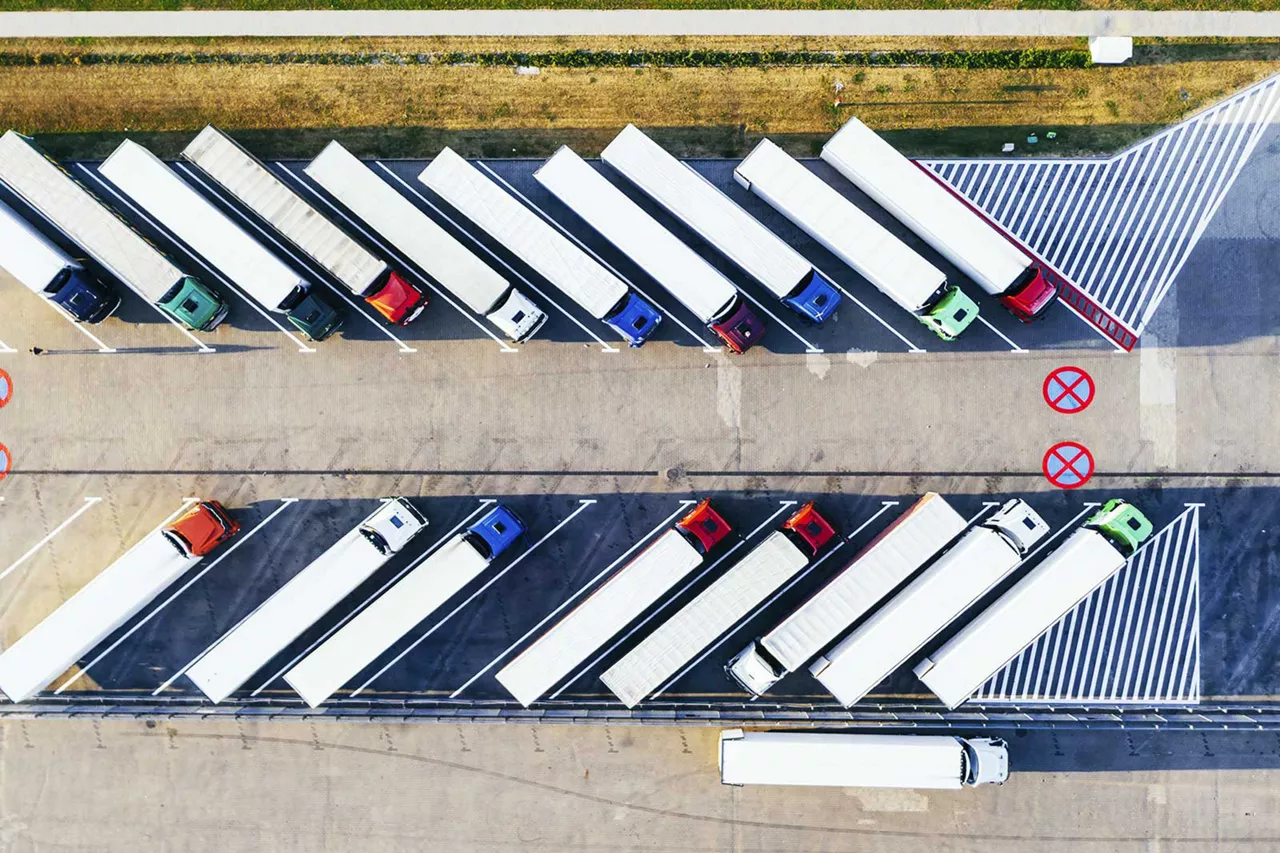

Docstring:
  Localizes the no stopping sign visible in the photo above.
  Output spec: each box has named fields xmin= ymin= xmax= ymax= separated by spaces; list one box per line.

xmin=1043 ymin=366 xmax=1094 ymax=414
xmin=1043 ymin=441 xmax=1094 ymax=489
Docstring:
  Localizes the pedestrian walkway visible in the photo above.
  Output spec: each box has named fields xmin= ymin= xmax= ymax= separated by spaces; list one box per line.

xmin=921 ymin=74 xmax=1280 ymax=348
xmin=975 ymin=505 xmax=1201 ymax=706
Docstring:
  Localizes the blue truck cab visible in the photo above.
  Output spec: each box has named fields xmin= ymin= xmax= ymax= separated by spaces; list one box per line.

xmin=47 ymin=265 xmax=122 ymax=323
xmin=783 ymin=269 xmax=842 ymax=324
xmin=464 ymin=505 xmax=527 ymax=561
xmin=604 ymin=291 xmax=663 ymax=347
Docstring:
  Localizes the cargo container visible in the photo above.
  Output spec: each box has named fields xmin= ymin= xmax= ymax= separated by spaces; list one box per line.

xmin=726 ymin=493 xmax=966 ymax=697
xmin=534 ymin=146 xmax=765 ymax=353
xmin=821 ymin=116 xmax=1058 ymax=322
xmin=304 ymin=142 xmax=546 ymax=342
xmin=600 ymin=124 xmax=842 ymax=324
xmin=99 ymin=140 xmax=343 ymax=341
xmin=915 ymin=499 xmax=1154 ymax=708
xmin=418 ymin=147 xmax=661 ymax=346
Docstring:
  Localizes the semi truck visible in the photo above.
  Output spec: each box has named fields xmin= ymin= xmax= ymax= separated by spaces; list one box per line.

xmin=600 ymin=124 xmax=843 ymax=324
xmin=719 ymin=730 xmax=1009 ymax=789
xmin=733 ymin=138 xmax=978 ymax=341
xmin=495 ymin=499 xmax=731 ymax=706
xmin=417 ymin=147 xmax=662 ymax=347
xmin=534 ymin=146 xmax=766 ymax=353
xmin=180 ymin=126 xmax=427 ymax=326
xmin=186 ymin=498 xmax=428 ymax=704
xmin=809 ymin=499 xmax=1049 ymax=707
xmin=0 ymin=196 xmax=121 ymax=323
xmin=98 ymin=140 xmax=344 ymax=342
xmin=915 ymin=499 xmax=1154 ymax=709
xmin=0 ymin=501 xmax=239 ymax=703
xmin=821 ymin=116 xmax=1058 ymax=322
xmin=303 ymin=142 xmax=547 ymax=342
xmin=600 ymin=503 xmax=835 ymax=708
xmin=0 ymin=130 xmax=230 ymax=330
xmin=283 ymin=505 xmax=526 ymax=707
xmin=726 ymin=493 xmax=966 ymax=697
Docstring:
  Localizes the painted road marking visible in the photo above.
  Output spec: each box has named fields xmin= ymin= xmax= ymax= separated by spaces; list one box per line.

xmin=0 ymin=497 xmax=101 ymax=584
xmin=0 ymin=339 xmax=14 ymax=354
xmin=450 ymin=499 xmax=696 ymax=699
xmin=1044 ymin=366 xmax=1095 ymax=413
xmin=1043 ymin=441 xmax=1095 ymax=489
xmin=0 ymin=369 xmax=10 ymax=406
xmin=0 ymin=443 xmax=9 ymax=481
xmin=809 ymin=260 xmax=925 ymax=353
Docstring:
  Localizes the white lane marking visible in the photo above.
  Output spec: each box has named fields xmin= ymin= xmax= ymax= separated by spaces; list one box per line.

xmin=1172 ymin=506 xmax=1202 ymax=702
xmin=808 ymin=261 xmax=923 ymax=353
xmin=274 ymin=164 xmax=516 ymax=353
xmin=0 ymin=339 xmax=14 ymax=353
xmin=451 ymin=499 xmax=696 ymax=699
xmin=75 ymin=166 xmax=215 ymax=353
xmin=0 ymin=497 xmax=102 ymax=583
xmin=1041 ymin=163 xmax=1106 ymax=264
xmin=991 ymin=162 xmax=1035 ymax=225
xmin=548 ymin=501 xmax=795 ymax=701
xmin=376 ymin=162 xmax=619 ymax=354
xmin=56 ymin=498 xmax=300 ymax=693
xmin=975 ymin=315 xmax=1026 ymax=352
xmin=1007 ymin=162 xmax=1052 ymax=237
xmin=1057 ymin=152 xmax=1133 ymax=279
xmin=1026 ymin=162 xmax=1081 ymax=249
xmin=1142 ymin=512 xmax=1193 ymax=700
xmin=175 ymin=162 xmax=417 ymax=354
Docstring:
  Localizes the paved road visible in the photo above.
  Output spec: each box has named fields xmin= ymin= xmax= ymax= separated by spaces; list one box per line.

xmin=6 ymin=9 xmax=1280 ymax=39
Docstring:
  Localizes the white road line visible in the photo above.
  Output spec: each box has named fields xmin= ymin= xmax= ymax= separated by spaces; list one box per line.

xmin=0 ymin=497 xmax=102 ymax=583
xmin=1079 ymin=575 xmax=1115 ymax=699
xmin=175 ymin=161 xmax=417 ymax=354
xmin=246 ymin=499 xmax=498 ymax=699
xmin=1057 ymin=152 xmax=1132 ymax=279
xmin=1119 ymin=536 xmax=1162 ymax=698
xmin=375 ymin=162 xmax=620 ymax=354
xmin=0 ymin=339 xmax=14 ymax=353
xmin=991 ymin=162 xmax=1034 ymax=225
xmin=451 ymin=499 xmax=695 ymax=699
xmin=547 ymin=500 xmax=795 ymax=701
xmin=972 ymin=163 xmax=1007 ymax=211
xmin=1171 ymin=507 xmax=1202 ymax=701
xmin=1027 ymin=162 xmax=1083 ymax=249
xmin=274 ymin=164 xmax=517 ymax=353
xmin=811 ymin=261 xmax=923 ymax=353
xmin=475 ymin=162 xmax=723 ymax=353
xmin=56 ymin=498 xmax=300 ymax=694
xmin=1143 ymin=513 xmax=1193 ymax=699
xmin=975 ymin=315 xmax=1025 ymax=352
xmin=75 ymin=166 xmax=215 ymax=353
xmin=348 ymin=498 xmax=597 ymax=699
xmin=1042 ymin=163 xmax=1106 ymax=264
xmin=1007 ymin=162 xmax=1051 ymax=236
xmin=1061 ymin=592 xmax=1096 ymax=699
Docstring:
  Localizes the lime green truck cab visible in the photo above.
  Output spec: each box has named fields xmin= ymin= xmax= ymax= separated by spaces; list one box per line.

xmin=1085 ymin=499 xmax=1154 ymax=556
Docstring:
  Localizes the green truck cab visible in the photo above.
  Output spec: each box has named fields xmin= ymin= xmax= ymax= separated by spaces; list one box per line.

xmin=287 ymin=292 xmax=345 ymax=341
xmin=158 ymin=275 xmax=230 ymax=331
xmin=1086 ymin=499 xmax=1154 ymax=557
xmin=919 ymin=285 xmax=980 ymax=341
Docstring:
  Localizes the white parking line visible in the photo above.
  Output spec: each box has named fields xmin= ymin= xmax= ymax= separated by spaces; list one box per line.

xmin=0 ymin=339 xmax=15 ymax=353
xmin=75 ymin=166 xmax=216 ymax=354
xmin=451 ymin=499 xmax=695 ymax=699
xmin=808 ymin=261 xmax=924 ymax=353
xmin=173 ymin=161 xmax=417 ymax=354
xmin=374 ymin=162 xmax=621 ymax=354
xmin=273 ymin=164 xmax=517 ymax=354
xmin=55 ymin=498 xmax=300 ymax=694
xmin=0 ymin=497 xmax=102 ymax=583
xmin=547 ymin=500 xmax=796 ymax=701
xmin=975 ymin=315 xmax=1026 ymax=352
xmin=347 ymin=498 xmax=596 ymax=699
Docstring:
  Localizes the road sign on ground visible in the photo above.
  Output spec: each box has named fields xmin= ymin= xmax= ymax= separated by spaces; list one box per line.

xmin=1043 ymin=441 xmax=1094 ymax=489
xmin=0 ymin=369 xmax=10 ymax=408
xmin=1043 ymin=366 xmax=1094 ymax=413
xmin=0 ymin=443 xmax=9 ymax=480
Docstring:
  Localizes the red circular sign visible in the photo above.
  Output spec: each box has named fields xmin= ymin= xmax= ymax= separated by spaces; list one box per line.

xmin=1043 ymin=441 xmax=1094 ymax=489
xmin=0 ymin=369 xmax=11 ymax=408
xmin=0 ymin=443 xmax=9 ymax=480
xmin=1043 ymin=366 xmax=1094 ymax=414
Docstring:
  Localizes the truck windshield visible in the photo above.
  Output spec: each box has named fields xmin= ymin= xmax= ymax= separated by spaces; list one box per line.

xmin=160 ymin=530 xmax=193 ymax=558
xmin=359 ymin=527 xmax=391 ymax=556
xmin=277 ymin=283 xmax=309 ymax=312
xmin=46 ymin=267 xmax=72 ymax=295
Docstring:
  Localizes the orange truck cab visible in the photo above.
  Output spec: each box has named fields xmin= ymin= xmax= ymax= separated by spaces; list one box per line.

xmin=676 ymin=499 xmax=733 ymax=555
xmin=163 ymin=500 xmax=241 ymax=558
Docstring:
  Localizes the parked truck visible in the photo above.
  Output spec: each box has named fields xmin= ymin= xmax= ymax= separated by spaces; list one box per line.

xmin=734 ymin=138 xmax=978 ymax=341
xmin=180 ymin=126 xmax=427 ymax=326
xmin=534 ymin=146 xmax=766 ymax=353
xmin=418 ymin=147 xmax=662 ymax=346
xmin=719 ymin=730 xmax=1009 ymax=789
xmin=304 ymin=141 xmax=547 ymax=342
xmin=283 ymin=505 xmax=526 ymax=707
xmin=809 ymin=499 xmax=1049 ymax=707
xmin=186 ymin=498 xmax=428 ymax=704
xmin=0 ymin=501 xmax=239 ymax=703
xmin=915 ymin=499 xmax=1154 ymax=709
xmin=495 ymin=499 xmax=731 ymax=706
xmin=600 ymin=503 xmax=835 ymax=708
xmin=0 ymin=196 xmax=120 ymax=323
xmin=600 ymin=124 xmax=842 ymax=324
xmin=99 ymin=140 xmax=343 ymax=341
xmin=0 ymin=130 xmax=229 ymax=330
xmin=726 ymin=493 xmax=966 ymax=697
xmin=821 ymin=116 xmax=1058 ymax=322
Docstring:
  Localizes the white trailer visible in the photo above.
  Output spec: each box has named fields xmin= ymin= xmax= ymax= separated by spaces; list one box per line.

xmin=417 ymin=147 xmax=661 ymax=346
xmin=599 ymin=124 xmax=842 ymax=324
xmin=915 ymin=501 xmax=1152 ymax=709
xmin=821 ymin=116 xmax=1057 ymax=321
xmin=98 ymin=139 xmax=344 ymax=341
xmin=727 ymin=493 xmax=966 ymax=697
xmin=0 ymin=530 xmax=201 ymax=702
xmin=304 ymin=141 xmax=547 ymax=342
xmin=719 ymin=730 xmax=1009 ymax=789
xmin=733 ymin=138 xmax=977 ymax=341
xmin=534 ymin=146 xmax=765 ymax=353
xmin=809 ymin=499 xmax=1049 ymax=707
xmin=186 ymin=499 xmax=427 ymax=704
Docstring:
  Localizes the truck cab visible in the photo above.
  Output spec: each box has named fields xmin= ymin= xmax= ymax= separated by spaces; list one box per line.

xmin=999 ymin=265 xmax=1059 ymax=322
xmin=464 ymin=505 xmax=526 ymax=561
xmin=710 ymin=296 xmax=767 ymax=354
xmin=359 ymin=498 xmax=429 ymax=556
xmin=985 ymin=499 xmax=1050 ymax=555
xmin=921 ymin=285 xmax=979 ymax=341
xmin=605 ymin=292 xmax=663 ymax=347
xmin=159 ymin=275 xmax=230 ymax=331
xmin=782 ymin=502 xmax=837 ymax=555
xmin=1086 ymin=499 xmax=1154 ymax=557
xmin=366 ymin=269 xmax=427 ymax=326
xmin=163 ymin=500 xmax=241 ymax=558
xmin=784 ymin=270 xmax=842 ymax=324
xmin=286 ymin=290 xmax=344 ymax=341
xmin=726 ymin=642 xmax=785 ymax=695
xmin=491 ymin=290 xmax=549 ymax=342
xmin=47 ymin=265 xmax=121 ymax=323
xmin=676 ymin=499 xmax=732 ymax=554
xmin=961 ymin=737 xmax=1009 ymax=786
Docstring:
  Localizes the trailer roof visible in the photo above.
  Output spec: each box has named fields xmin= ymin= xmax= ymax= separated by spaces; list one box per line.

xmin=0 ymin=197 xmax=75 ymax=293
xmin=719 ymin=730 xmax=966 ymax=789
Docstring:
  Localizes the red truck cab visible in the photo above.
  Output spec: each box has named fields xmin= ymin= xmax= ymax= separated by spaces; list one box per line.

xmin=999 ymin=265 xmax=1058 ymax=322
xmin=164 ymin=500 xmax=241 ymax=558
xmin=676 ymin=499 xmax=732 ymax=554
xmin=367 ymin=270 xmax=428 ymax=326
xmin=782 ymin=502 xmax=837 ymax=555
